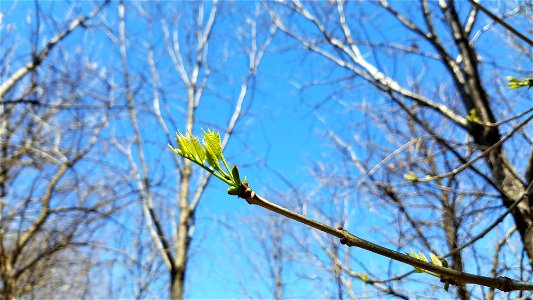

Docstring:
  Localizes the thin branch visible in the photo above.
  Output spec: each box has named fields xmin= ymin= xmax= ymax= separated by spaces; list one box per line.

xmin=325 ymin=244 xmax=410 ymax=299
xmin=118 ymin=1 xmax=175 ymax=272
xmin=269 ymin=0 xmax=468 ymax=129
xmin=443 ymin=181 xmax=533 ymax=259
xmin=189 ymin=12 xmax=276 ymax=211
xmin=326 ymin=130 xmax=438 ymax=254
xmin=464 ymin=1 xmax=479 ymax=36
xmin=466 ymin=0 xmax=532 ymax=46
xmin=488 ymin=226 xmax=517 ymax=300
xmin=420 ymin=113 xmax=532 ymax=183
xmin=0 ymin=1 xmax=109 ymax=99
xmin=236 ymin=185 xmax=533 ymax=292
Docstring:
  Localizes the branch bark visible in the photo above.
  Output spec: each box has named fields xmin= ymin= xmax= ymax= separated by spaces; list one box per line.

xmin=235 ymin=185 xmax=533 ymax=292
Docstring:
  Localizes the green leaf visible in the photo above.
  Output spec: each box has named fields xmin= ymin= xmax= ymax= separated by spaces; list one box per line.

xmin=430 ymin=253 xmax=442 ymax=267
xmin=189 ymin=131 xmax=206 ymax=162
xmin=404 ymin=171 xmax=419 ymax=182
xmin=227 ymin=186 xmax=240 ymax=195
xmin=444 ymin=282 xmax=450 ymax=292
xmin=441 ymin=258 xmax=449 ymax=268
xmin=170 ymin=128 xmax=241 ymax=190
xmin=231 ymin=164 xmax=242 ymax=186
xmin=169 ymin=144 xmax=183 ymax=156
xmin=419 ymin=252 xmax=428 ymax=262
xmin=466 ymin=108 xmax=479 ymax=123
xmin=507 ymin=76 xmax=533 ymax=89
xmin=176 ymin=132 xmax=195 ymax=159
xmin=204 ymin=142 xmax=221 ymax=171
xmin=203 ymin=128 xmax=223 ymax=159
xmin=409 ymin=248 xmax=425 ymax=273
xmin=359 ymin=273 xmax=369 ymax=282
xmin=409 ymin=248 xmax=420 ymax=259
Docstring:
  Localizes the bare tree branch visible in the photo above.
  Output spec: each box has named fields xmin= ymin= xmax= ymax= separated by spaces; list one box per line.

xmin=0 ymin=1 xmax=110 ymax=99
xmin=235 ymin=185 xmax=533 ymax=292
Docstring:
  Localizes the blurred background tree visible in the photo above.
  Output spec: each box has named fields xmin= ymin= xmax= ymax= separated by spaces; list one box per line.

xmin=1 ymin=0 xmax=531 ymax=299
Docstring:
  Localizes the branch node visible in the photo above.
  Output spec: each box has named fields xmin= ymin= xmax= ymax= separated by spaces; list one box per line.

xmin=236 ymin=182 xmax=255 ymax=204
xmin=498 ymin=276 xmax=513 ymax=292
xmin=338 ymin=228 xmax=355 ymax=247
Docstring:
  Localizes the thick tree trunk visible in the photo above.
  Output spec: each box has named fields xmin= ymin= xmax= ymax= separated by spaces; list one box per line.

xmin=170 ymin=207 xmax=191 ymax=300
xmin=171 ymin=153 xmax=192 ymax=300
xmin=170 ymin=267 xmax=185 ymax=300
xmin=1 ymin=260 xmax=17 ymax=300
xmin=489 ymin=151 xmax=533 ymax=267
xmin=443 ymin=0 xmax=533 ymax=268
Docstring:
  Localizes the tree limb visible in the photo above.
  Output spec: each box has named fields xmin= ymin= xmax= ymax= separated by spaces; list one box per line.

xmin=466 ymin=0 xmax=532 ymax=46
xmin=0 ymin=1 xmax=109 ymax=99
xmin=235 ymin=185 xmax=533 ymax=292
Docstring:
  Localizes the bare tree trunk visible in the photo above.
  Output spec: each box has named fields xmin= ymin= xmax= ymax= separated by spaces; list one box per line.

xmin=1 ymin=259 xmax=16 ymax=300
xmin=488 ymin=152 xmax=533 ymax=266
xmin=171 ymin=159 xmax=192 ymax=299
xmin=434 ymin=0 xmax=533 ymax=266
xmin=444 ymin=0 xmax=533 ymax=266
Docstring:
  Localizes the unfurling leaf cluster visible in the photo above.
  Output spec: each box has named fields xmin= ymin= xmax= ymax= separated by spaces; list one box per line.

xmin=409 ymin=249 xmax=452 ymax=291
xmin=169 ymin=129 xmax=245 ymax=195
xmin=466 ymin=108 xmax=479 ymax=123
xmin=404 ymin=171 xmax=419 ymax=183
xmin=507 ymin=76 xmax=533 ymax=89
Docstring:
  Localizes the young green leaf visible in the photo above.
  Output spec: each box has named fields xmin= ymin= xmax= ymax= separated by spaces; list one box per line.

xmin=358 ymin=273 xmax=369 ymax=283
xmin=204 ymin=142 xmax=221 ymax=171
xmin=169 ymin=144 xmax=183 ymax=156
xmin=203 ymin=128 xmax=223 ymax=159
xmin=231 ymin=164 xmax=242 ymax=186
xmin=170 ymin=128 xmax=242 ymax=192
xmin=409 ymin=248 xmax=423 ymax=272
xmin=177 ymin=132 xmax=196 ymax=159
xmin=188 ymin=133 xmax=205 ymax=162
xmin=419 ymin=251 xmax=428 ymax=263
xmin=430 ymin=253 xmax=442 ymax=267
xmin=441 ymin=258 xmax=449 ymax=268
xmin=227 ymin=186 xmax=240 ymax=195
xmin=404 ymin=171 xmax=419 ymax=182
xmin=466 ymin=108 xmax=479 ymax=123
xmin=507 ymin=76 xmax=533 ymax=89
xmin=409 ymin=248 xmax=420 ymax=259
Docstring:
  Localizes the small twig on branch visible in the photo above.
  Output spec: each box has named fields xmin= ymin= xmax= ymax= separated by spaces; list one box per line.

xmin=235 ymin=184 xmax=533 ymax=292
xmin=443 ymin=181 xmax=533 ymax=258
xmin=419 ymin=113 xmax=533 ymax=183
xmin=466 ymin=0 xmax=533 ymax=46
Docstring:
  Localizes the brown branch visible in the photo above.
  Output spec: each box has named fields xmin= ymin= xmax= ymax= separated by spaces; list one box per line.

xmin=235 ymin=185 xmax=533 ymax=292
xmin=0 ymin=0 xmax=109 ymax=99
xmin=117 ymin=0 xmax=175 ymax=273
xmin=268 ymin=0 xmax=468 ymax=129
xmin=420 ymin=113 xmax=533 ymax=183
xmin=13 ymin=151 xmax=86 ymax=264
xmin=466 ymin=0 xmax=533 ymax=46
xmin=444 ymin=181 xmax=533 ymax=259
xmin=488 ymin=226 xmax=517 ymax=300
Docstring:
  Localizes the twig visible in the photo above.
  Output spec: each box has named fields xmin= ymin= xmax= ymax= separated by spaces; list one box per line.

xmin=443 ymin=181 xmax=533 ymax=258
xmin=0 ymin=0 xmax=110 ymax=98
xmin=419 ymin=113 xmax=533 ymax=182
xmin=235 ymin=185 xmax=533 ymax=292
xmin=467 ymin=0 xmax=533 ymax=46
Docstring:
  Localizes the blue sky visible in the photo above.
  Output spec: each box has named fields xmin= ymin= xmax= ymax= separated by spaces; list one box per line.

xmin=2 ymin=0 xmax=531 ymax=298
